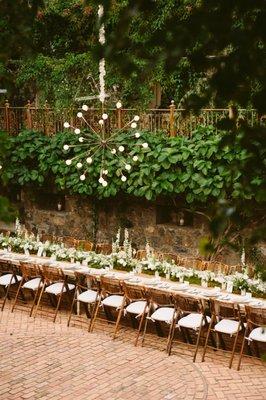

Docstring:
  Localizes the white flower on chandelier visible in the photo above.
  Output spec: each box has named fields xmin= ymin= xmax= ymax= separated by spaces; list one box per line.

xmin=99 ymin=119 xmax=104 ymax=125
xmin=82 ymin=104 xmax=89 ymax=111
xmin=80 ymin=174 xmax=86 ymax=181
xmin=131 ymin=122 xmax=137 ymax=129
xmin=133 ymin=155 xmax=138 ymax=162
xmin=125 ymin=164 xmax=131 ymax=171
xmin=86 ymin=157 xmax=93 ymax=164
xmin=102 ymin=113 xmax=108 ymax=120
xmin=134 ymin=115 xmax=140 ymax=122
xmin=111 ymin=148 xmax=116 ymax=154
xmin=77 ymin=162 xmax=83 ymax=169
xmin=74 ymin=128 xmax=80 ymax=135
xmin=79 ymin=137 xmax=84 ymax=143
xmin=116 ymin=101 xmax=122 ymax=109
xmin=66 ymin=159 xmax=72 ymax=166
xmin=63 ymin=145 xmax=69 ymax=151
xmin=64 ymin=122 xmax=70 ymax=128
xmin=135 ymin=132 xmax=140 ymax=138
xmin=77 ymin=112 xmax=83 ymax=118
xmin=142 ymin=142 xmax=149 ymax=149
xmin=98 ymin=176 xmax=104 ymax=184
xmin=121 ymin=175 xmax=127 ymax=182
xmin=102 ymin=180 xmax=108 ymax=187
xmin=118 ymin=146 xmax=125 ymax=152
xmin=103 ymin=169 xmax=108 ymax=175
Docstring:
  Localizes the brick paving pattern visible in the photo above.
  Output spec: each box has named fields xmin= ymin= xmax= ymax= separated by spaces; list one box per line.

xmin=0 ymin=302 xmax=265 ymax=400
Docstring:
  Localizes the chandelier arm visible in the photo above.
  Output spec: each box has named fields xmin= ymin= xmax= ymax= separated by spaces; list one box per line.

xmin=81 ymin=116 xmax=101 ymax=138
xmin=105 ymin=143 xmax=127 ymax=167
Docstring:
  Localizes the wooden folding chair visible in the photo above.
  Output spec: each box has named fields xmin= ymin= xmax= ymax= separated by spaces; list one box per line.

xmin=168 ymin=293 xmax=209 ymax=361
xmin=68 ymin=271 xmax=101 ymax=330
xmin=34 ymin=266 xmax=75 ymax=322
xmin=135 ymin=250 xmax=147 ymax=260
xmin=0 ymin=261 xmax=22 ymax=311
xmin=237 ymin=305 xmax=266 ymax=370
xmin=76 ymin=240 xmax=93 ymax=252
xmin=141 ymin=288 xmax=176 ymax=352
xmin=11 ymin=262 xmax=43 ymax=316
xmin=202 ymin=299 xmax=244 ymax=368
xmin=89 ymin=276 xmax=124 ymax=333
xmin=95 ymin=243 xmax=113 ymax=254
xmin=113 ymin=282 xmax=149 ymax=343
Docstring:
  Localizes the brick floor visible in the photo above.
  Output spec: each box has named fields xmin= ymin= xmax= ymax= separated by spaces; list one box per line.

xmin=0 ymin=301 xmax=265 ymax=400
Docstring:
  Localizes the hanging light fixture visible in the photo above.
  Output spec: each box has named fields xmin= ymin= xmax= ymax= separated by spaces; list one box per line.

xmin=62 ymin=4 xmax=149 ymax=186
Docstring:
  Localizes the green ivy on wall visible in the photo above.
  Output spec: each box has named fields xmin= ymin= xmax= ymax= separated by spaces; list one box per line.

xmin=1 ymin=126 xmax=264 ymax=205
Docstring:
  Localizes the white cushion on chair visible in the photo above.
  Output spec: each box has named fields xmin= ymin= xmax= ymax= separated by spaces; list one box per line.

xmin=126 ymin=300 xmax=147 ymax=315
xmin=45 ymin=282 xmax=75 ymax=295
xmin=214 ymin=319 xmax=241 ymax=335
xmin=102 ymin=295 xmax=124 ymax=308
xmin=178 ymin=313 xmax=210 ymax=330
xmin=0 ymin=274 xmax=22 ymax=286
xmin=249 ymin=327 xmax=266 ymax=342
xmin=77 ymin=289 xmax=99 ymax=304
xmin=22 ymin=277 xmax=42 ymax=290
xmin=150 ymin=307 xmax=175 ymax=323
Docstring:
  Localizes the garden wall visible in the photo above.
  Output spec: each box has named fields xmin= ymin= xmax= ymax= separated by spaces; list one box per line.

xmin=19 ymin=189 xmax=240 ymax=265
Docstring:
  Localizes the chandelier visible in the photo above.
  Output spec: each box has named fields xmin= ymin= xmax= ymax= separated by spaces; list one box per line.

xmin=62 ymin=5 xmax=148 ymax=187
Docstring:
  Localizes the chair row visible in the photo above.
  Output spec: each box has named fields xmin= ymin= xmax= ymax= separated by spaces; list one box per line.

xmin=0 ymin=261 xmax=265 ymax=370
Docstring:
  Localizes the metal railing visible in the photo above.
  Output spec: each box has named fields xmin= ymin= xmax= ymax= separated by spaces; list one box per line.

xmin=0 ymin=100 xmax=264 ymax=136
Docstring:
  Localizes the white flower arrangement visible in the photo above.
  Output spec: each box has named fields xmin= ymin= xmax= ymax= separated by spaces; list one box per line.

xmin=0 ymin=223 xmax=265 ymax=296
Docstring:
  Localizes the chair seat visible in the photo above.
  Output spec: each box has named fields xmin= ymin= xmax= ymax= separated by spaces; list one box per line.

xmin=22 ymin=277 xmax=42 ymax=291
xmin=45 ymin=282 xmax=75 ymax=295
xmin=126 ymin=300 xmax=147 ymax=315
xmin=150 ymin=307 xmax=175 ymax=323
xmin=177 ymin=313 xmax=211 ymax=330
xmin=77 ymin=289 xmax=99 ymax=304
xmin=102 ymin=295 xmax=124 ymax=308
xmin=249 ymin=327 xmax=266 ymax=343
xmin=214 ymin=319 xmax=241 ymax=335
xmin=0 ymin=273 xmax=22 ymax=286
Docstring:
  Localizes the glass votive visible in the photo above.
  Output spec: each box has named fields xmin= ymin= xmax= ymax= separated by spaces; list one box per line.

xmin=179 ymin=275 xmax=184 ymax=283
xmin=214 ymin=286 xmax=221 ymax=292
xmin=246 ymin=292 xmax=252 ymax=299
xmin=241 ymin=289 xmax=246 ymax=296
xmin=226 ymin=281 xmax=233 ymax=293
xmin=184 ymin=280 xmax=190 ymax=286
xmin=201 ymin=279 xmax=208 ymax=288
xmin=166 ymin=272 xmax=170 ymax=280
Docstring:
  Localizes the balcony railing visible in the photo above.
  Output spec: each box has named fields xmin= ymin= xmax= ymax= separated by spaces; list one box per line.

xmin=0 ymin=100 xmax=264 ymax=137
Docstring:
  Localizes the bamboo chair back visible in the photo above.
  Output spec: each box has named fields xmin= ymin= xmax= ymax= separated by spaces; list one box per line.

xmin=20 ymin=263 xmax=41 ymax=279
xmin=173 ymin=293 xmax=203 ymax=314
xmin=146 ymin=287 xmax=173 ymax=307
xmin=74 ymin=271 xmax=99 ymax=292
xmin=41 ymin=266 xmax=65 ymax=284
xmin=245 ymin=305 xmax=266 ymax=328
xmin=100 ymin=276 xmax=123 ymax=296
xmin=210 ymin=299 xmax=241 ymax=321
xmin=123 ymin=282 xmax=147 ymax=302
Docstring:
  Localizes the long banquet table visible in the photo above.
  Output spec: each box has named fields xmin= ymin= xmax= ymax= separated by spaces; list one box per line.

xmin=0 ymin=250 xmax=265 ymax=308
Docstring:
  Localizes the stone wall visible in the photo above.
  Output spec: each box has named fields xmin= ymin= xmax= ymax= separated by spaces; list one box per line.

xmin=19 ymin=190 xmax=243 ymax=264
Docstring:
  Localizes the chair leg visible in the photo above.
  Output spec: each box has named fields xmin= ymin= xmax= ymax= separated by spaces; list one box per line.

xmin=1 ymin=276 xmax=14 ymax=311
xmin=141 ymin=304 xmax=152 ymax=346
xmin=67 ymin=286 xmax=78 ymax=327
xmin=11 ymin=278 xmax=24 ymax=312
xmin=113 ymin=299 xmax=126 ymax=340
xmin=229 ymin=325 xmax=241 ymax=369
xmin=89 ymin=299 xmax=101 ymax=332
xmin=166 ymin=316 xmax=177 ymax=355
xmin=30 ymin=286 xmax=41 ymax=317
xmin=237 ymin=326 xmax=248 ymax=371
xmin=134 ymin=307 xmax=148 ymax=346
xmin=202 ymin=316 xmax=214 ymax=362
xmin=193 ymin=321 xmax=204 ymax=363
xmin=34 ymin=284 xmax=46 ymax=318
xmin=53 ymin=286 xmax=65 ymax=323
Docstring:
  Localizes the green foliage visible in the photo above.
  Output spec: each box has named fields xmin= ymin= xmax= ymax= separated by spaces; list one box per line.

xmin=1 ymin=126 xmax=265 ymax=206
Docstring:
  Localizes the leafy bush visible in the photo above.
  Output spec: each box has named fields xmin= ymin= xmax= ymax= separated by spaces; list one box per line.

xmin=1 ymin=126 xmax=265 ymax=205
